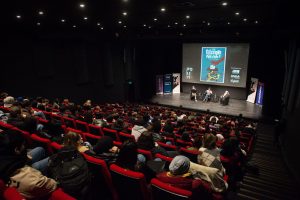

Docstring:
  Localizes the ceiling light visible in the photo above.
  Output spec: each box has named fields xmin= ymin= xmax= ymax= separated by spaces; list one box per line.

xmin=183 ymin=24 xmax=186 ymax=27
xmin=101 ymin=27 xmax=104 ymax=30
xmin=235 ymin=12 xmax=240 ymax=16
xmin=84 ymin=17 xmax=88 ymax=20
xmin=221 ymin=2 xmax=228 ymax=6
xmin=174 ymin=22 xmax=178 ymax=25
xmin=79 ymin=3 xmax=85 ymax=8
xmin=255 ymin=20 xmax=258 ymax=24
xmin=143 ymin=24 xmax=147 ymax=27
xmin=123 ymin=25 xmax=127 ymax=28
xmin=118 ymin=21 xmax=122 ymax=24
xmin=38 ymin=11 xmax=44 ymax=15
xmin=123 ymin=12 xmax=127 ymax=16
xmin=16 ymin=15 xmax=21 ymax=19
xmin=186 ymin=15 xmax=190 ymax=19
xmin=37 ymin=22 xmax=41 ymax=26
xmin=161 ymin=7 xmax=166 ymax=12
xmin=167 ymin=25 xmax=171 ymax=28
xmin=227 ymin=22 xmax=231 ymax=25
xmin=97 ymin=22 xmax=101 ymax=26
xmin=202 ymin=20 xmax=206 ymax=23
xmin=123 ymin=0 xmax=128 ymax=2
xmin=148 ymin=26 xmax=151 ymax=29
xmin=61 ymin=19 xmax=65 ymax=22
xmin=243 ymin=18 xmax=247 ymax=22
xmin=207 ymin=22 xmax=210 ymax=26
xmin=73 ymin=25 xmax=77 ymax=28
xmin=154 ymin=18 xmax=157 ymax=21
xmin=179 ymin=33 xmax=183 ymax=36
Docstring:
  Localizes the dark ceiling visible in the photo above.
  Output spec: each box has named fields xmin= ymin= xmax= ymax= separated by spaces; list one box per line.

xmin=1 ymin=0 xmax=298 ymax=39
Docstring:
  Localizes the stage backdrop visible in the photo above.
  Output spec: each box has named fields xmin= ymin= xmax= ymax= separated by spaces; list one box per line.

xmin=247 ymin=77 xmax=259 ymax=103
xmin=156 ymin=75 xmax=163 ymax=94
xmin=164 ymin=74 xmax=172 ymax=94
xmin=172 ymin=73 xmax=180 ymax=94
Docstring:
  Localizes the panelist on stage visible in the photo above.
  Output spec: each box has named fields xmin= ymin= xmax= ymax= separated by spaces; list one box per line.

xmin=203 ymin=87 xmax=212 ymax=102
xmin=190 ymin=86 xmax=197 ymax=101
xmin=220 ymin=90 xmax=230 ymax=105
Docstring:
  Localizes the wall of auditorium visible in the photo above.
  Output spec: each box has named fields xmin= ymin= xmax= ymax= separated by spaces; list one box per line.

xmin=0 ymin=33 xmax=135 ymax=103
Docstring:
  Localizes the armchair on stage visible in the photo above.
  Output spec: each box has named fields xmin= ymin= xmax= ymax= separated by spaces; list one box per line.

xmin=220 ymin=91 xmax=230 ymax=105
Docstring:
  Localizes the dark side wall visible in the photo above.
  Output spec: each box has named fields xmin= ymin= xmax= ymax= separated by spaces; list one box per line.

xmin=0 ymin=32 xmax=131 ymax=104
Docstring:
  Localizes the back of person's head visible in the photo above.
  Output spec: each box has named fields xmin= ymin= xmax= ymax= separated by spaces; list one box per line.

xmin=203 ymin=133 xmax=217 ymax=149
xmin=0 ymin=129 xmax=26 ymax=156
xmin=181 ymin=132 xmax=191 ymax=142
xmin=169 ymin=155 xmax=190 ymax=176
xmin=9 ymin=106 xmax=21 ymax=118
xmin=63 ymin=131 xmax=82 ymax=148
xmin=116 ymin=141 xmax=138 ymax=170
xmin=151 ymin=119 xmax=161 ymax=133
xmin=137 ymin=131 xmax=155 ymax=150
xmin=93 ymin=136 xmax=114 ymax=154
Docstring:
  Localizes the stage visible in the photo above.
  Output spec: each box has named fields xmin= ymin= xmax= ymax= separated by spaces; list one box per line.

xmin=149 ymin=93 xmax=262 ymax=120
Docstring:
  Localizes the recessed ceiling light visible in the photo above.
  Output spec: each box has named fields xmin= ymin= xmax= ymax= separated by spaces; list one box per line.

xmin=79 ymin=3 xmax=85 ymax=8
xmin=154 ymin=18 xmax=158 ymax=21
xmin=161 ymin=7 xmax=166 ymax=12
xmin=73 ymin=25 xmax=77 ymax=28
xmin=174 ymin=22 xmax=178 ymax=25
xmin=38 ymin=11 xmax=44 ymax=15
xmin=143 ymin=24 xmax=147 ymax=27
xmin=167 ymin=25 xmax=171 ymax=28
xmin=123 ymin=12 xmax=127 ymax=16
xmin=118 ymin=21 xmax=122 ymax=24
xmin=207 ymin=22 xmax=211 ymax=26
xmin=235 ymin=12 xmax=240 ymax=16
xmin=179 ymin=33 xmax=183 ymax=36
xmin=61 ymin=19 xmax=65 ymax=22
xmin=183 ymin=24 xmax=186 ymax=27
xmin=221 ymin=2 xmax=228 ymax=6
xmin=16 ymin=15 xmax=21 ymax=19
xmin=123 ymin=25 xmax=127 ymax=28
xmin=84 ymin=17 xmax=88 ymax=20
xmin=123 ymin=0 xmax=128 ymax=2
xmin=37 ymin=22 xmax=41 ymax=26
xmin=202 ymin=20 xmax=206 ymax=23
xmin=97 ymin=22 xmax=101 ymax=26
xmin=101 ymin=27 xmax=104 ymax=30
xmin=148 ymin=26 xmax=151 ymax=29
xmin=186 ymin=15 xmax=190 ymax=19
xmin=255 ymin=20 xmax=258 ymax=24
xmin=227 ymin=22 xmax=230 ymax=25
xmin=243 ymin=18 xmax=247 ymax=22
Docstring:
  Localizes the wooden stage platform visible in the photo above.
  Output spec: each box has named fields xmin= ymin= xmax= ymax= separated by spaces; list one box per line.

xmin=148 ymin=93 xmax=262 ymax=120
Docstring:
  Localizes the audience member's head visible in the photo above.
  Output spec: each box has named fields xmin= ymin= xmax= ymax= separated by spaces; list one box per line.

xmin=202 ymin=133 xmax=217 ymax=149
xmin=3 ymin=96 xmax=15 ymax=108
xmin=63 ymin=131 xmax=82 ymax=148
xmin=93 ymin=136 xmax=114 ymax=154
xmin=169 ymin=155 xmax=190 ymax=176
xmin=116 ymin=141 xmax=138 ymax=170
xmin=137 ymin=131 xmax=155 ymax=150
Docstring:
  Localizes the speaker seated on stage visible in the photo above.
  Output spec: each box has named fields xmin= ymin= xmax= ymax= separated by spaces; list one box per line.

xmin=190 ymin=86 xmax=197 ymax=101
xmin=203 ymin=87 xmax=212 ymax=102
xmin=220 ymin=90 xmax=230 ymax=105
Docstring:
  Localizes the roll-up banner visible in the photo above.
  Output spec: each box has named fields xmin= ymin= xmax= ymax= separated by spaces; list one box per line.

xmin=256 ymin=82 xmax=264 ymax=106
xmin=172 ymin=73 xmax=180 ymax=94
xmin=163 ymin=74 xmax=172 ymax=94
xmin=156 ymin=75 xmax=163 ymax=94
xmin=247 ymin=77 xmax=259 ymax=103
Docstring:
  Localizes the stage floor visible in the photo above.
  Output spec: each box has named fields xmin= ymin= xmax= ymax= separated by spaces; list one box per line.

xmin=149 ymin=93 xmax=262 ymax=120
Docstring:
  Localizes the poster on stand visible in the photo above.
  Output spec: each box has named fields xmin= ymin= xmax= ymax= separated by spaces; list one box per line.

xmin=172 ymin=73 xmax=180 ymax=94
xmin=247 ymin=77 xmax=259 ymax=103
xmin=163 ymin=74 xmax=172 ymax=94
xmin=156 ymin=75 xmax=163 ymax=94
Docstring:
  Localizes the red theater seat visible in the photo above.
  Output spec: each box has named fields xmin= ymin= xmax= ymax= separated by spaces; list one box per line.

xmin=151 ymin=178 xmax=192 ymax=200
xmin=110 ymin=164 xmax=150 ymax=200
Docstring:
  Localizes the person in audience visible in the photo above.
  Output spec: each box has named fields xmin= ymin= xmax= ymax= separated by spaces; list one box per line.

xmin=187 ymin=136 xmax=202 ymax=151
xmin=0 ymin=130 xmax=57 ymax=199
xmin=131 ymin=119 xmax=148 ymax=141
xmin=63 ymin=131 xmax=91 ymax=153
xmin=156 ymin=155 xmax=212 ymax=199
xmin=198 ymin=133 xmax=225 ymax=173
xmin=111 ymin=118 xmax=127 ymax=132
xmin=3 ymin=96 xmax=15 ymax=108
xmin=203 ymin=87 xmax=213 ymax=102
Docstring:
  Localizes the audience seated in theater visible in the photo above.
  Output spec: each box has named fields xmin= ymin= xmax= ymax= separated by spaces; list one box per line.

xmin=131 ymin=118 xmax=148 ymax=141
xmin=111 ymin=118 xmax=127 ymax=132
xmin=198 ymin=133 xmax=225 ymax=173
xmin=0 ymin=130 xmax=57 ymax=199
xmin=156 ymin=155 xmax=212 ymax=199
xmin=161 ymin=120 xmax=174 ymax=138
xmin=63 ymin=131 xmax=91 ymax=153
xmin=187 ymin=136 xmax=203 ymax=151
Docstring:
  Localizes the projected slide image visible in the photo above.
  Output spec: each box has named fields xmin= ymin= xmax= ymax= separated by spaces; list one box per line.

xmin=200 ymin=47 xmax=227 ymax=83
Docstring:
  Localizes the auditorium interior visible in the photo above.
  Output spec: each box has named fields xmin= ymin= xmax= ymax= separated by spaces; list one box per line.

xmin=0 ymin=0 xmax=299 ymax=200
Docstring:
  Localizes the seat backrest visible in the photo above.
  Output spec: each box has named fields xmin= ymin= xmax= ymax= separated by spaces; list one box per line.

xmin=151 ymin=178 xmax=192 ymax=200
xmin=137 ymin=148 xmax=153 ymax=161
xmin=83 ymin=132 xmax=101 ymax=146
xmin=75 ymin=120 xmax=89 ymax=132
xmin=118 ymin=131 xmax=135 ymax=143
xmin=30 ymin=134 xmax=52 ymax=154
xmin=82 ymin=153 xmax=117 ymax=200
xmin=62 ymin=117 xmax=76 ymax=128
xmin=88 ymin=124 xmax=103 ymax=136
xmin=179 ymin=148 xmax=200 ymax=163
xmin=176 ymin=139 xmax=193 ymax=148
xmin=156 ymin=141 xmax=177 ymax=151
xmin=102 ymin=128 xmax=119 ymax=141
xmin=0 ymin=179 xmax=25 ymax=200
xmin=110 ymin=164 xmax=150 ymax=200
